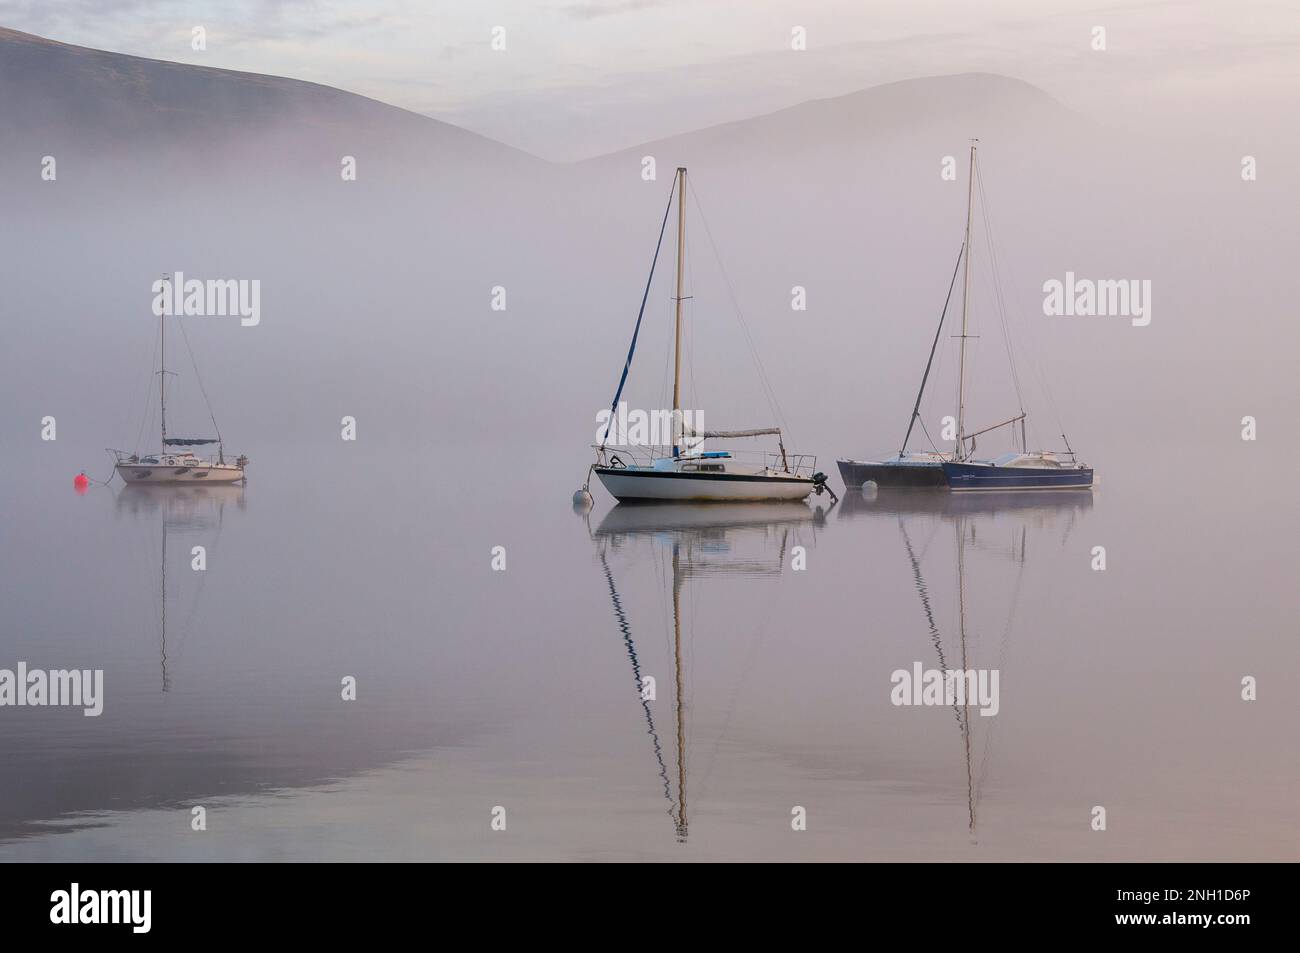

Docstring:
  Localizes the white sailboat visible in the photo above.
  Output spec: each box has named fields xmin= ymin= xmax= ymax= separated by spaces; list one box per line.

xmin=586 ymin=168 xmax=831 ymax=503
xmin=113 ymin=278 xmax=247 ymax=485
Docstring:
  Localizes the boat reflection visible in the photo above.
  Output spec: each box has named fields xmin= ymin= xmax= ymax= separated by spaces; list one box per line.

xmin=116 ymin=484 xmax=245 ymax=691
xmin=844 ymin=487 xmax=1091 ymax=838
xmin=590 ymin=501 xmax=825 ymax=842
xmin=837 ymin=486 xmax=1094 ymax=520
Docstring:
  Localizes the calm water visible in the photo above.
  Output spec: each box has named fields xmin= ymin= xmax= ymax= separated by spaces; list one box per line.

xmin=0 ymin=443 xmax=1295 ymax=862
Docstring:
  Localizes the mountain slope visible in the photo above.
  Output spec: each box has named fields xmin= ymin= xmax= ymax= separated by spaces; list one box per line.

xmin=579 ymin=72 xmax=1086 ymax=169
xmin=0 ymin=26 xmax=543 ymax=171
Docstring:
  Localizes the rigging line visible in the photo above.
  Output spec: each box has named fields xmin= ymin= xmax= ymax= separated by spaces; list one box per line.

xmin=920 ymin=301 xmax=951 ymax=444
xmin=898 ymin=516 xmax=963 ymax=732
xmin=975 ymin=165 xmax=1025 ymax=418
xmin=901 ymin=242 xmax=966 ymax=455
xmin=913 ymin=513 xmax=944 ymax=564
xmin=694 ymin=539 xmax=782 ymax=802
xmin=976 ymin=162 xmax=1068 ymax=446
xmin=658 ymin=293 xmax=674 ymax=443
xmin=600 ymin=175 xmax=678 ymax=447
xmin=683 ymin=229 xmax=700 ymax=428
xmin=980 ymin=168 xmax=1058 ymax=437
xmin=686 ymin=177 xmax=792 ymax=443
xmin=596 ymin=545 xmax=675 ymax=811
xmin=134 ymin=319 xmax=162 ymax=452
xmin=975 ymin=520 xmax=1030 ymax=802
xmin=176 ymin=499 xmax=227 ymax=655
xmin=175 ymin=314 xmax=223 ymax=443
xmin=918 ymin=415 xmax=940 ymax=454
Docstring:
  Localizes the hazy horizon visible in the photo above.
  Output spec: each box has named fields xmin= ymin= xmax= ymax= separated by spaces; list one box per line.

xmin=3 ymin=0 xmax=1299 ymax=160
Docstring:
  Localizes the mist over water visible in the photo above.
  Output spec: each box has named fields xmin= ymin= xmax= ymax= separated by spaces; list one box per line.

xmin=1 ymin=26 xmax=1297 ymax=860
xmin=2 ymin=448 xmax=1295 ymax=860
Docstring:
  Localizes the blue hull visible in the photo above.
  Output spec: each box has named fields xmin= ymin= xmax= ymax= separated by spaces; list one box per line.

xmin=942 ymin=461 xmax=1094 ymax=491
xmin=837 ymin=459 xmax=947 ymax=488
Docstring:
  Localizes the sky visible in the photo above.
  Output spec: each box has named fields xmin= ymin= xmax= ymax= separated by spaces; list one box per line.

xmin=2 ymin=0 xmax=1299 ymax=160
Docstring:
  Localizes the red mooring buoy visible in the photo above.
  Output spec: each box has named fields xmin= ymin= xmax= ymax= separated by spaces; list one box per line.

xmin=73 ymin=472 xmax=89 ymax=493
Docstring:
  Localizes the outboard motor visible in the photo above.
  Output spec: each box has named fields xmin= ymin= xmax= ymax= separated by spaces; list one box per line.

xmin=811 ymin=471 xmax=838 ymax=503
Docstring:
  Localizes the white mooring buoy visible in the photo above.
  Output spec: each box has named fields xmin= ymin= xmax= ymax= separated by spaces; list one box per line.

xmin=572 ymin=488 xmax=593 ymax=510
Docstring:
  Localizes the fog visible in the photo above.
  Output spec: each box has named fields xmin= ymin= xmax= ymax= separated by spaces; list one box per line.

xmin=1 ymin=20 xmax=1297 ymax=859
xmin=3 ymin=25 xmax=1296 ymax=482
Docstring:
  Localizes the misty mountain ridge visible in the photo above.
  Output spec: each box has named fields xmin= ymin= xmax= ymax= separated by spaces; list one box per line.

xmin=0 ymin=26 xmax=540 ymax=176
xmin=1 ymin=26 xmax=1078 ymax=171
xmin=581 ymin=72 xmax=1083 ymax=166
xmin=2 ymin=26 xmax=1293 ymax=467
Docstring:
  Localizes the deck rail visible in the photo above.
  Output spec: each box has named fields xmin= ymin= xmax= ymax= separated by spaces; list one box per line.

xmin=593 ymin=444 xmax=818 ymax=477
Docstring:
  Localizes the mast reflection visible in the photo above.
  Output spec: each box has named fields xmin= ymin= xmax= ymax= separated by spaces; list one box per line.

xmin=590 ymin=501 xmax=824 ymax=842
xmin=116 ymin=484 xmax=245 ymax=692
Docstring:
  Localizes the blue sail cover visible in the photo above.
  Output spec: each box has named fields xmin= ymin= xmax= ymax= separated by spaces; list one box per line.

xmin=163 ymin=438 xmax=219 ymax=446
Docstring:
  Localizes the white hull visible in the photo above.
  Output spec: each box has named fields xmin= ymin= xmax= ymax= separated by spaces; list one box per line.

xmin=116 ymin=463 xmax=245 ymax=485
xmin=595 ymin=467 xmax=813 ymax=502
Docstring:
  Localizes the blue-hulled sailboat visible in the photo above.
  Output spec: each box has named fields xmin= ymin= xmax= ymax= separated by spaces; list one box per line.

xmin=938 ymin=141 xmax=1093 ymax=491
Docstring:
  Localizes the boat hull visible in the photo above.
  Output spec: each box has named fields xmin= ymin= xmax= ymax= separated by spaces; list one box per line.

xmin=116 ymin=463 xmax=245 ymax=485
xmin=941 ymin=461 xmax=1093 ymax=491
xmin=837 ymin=459 xmax=947 ymax=488
xmin=594 ymin=466 xmax=813 ymax=502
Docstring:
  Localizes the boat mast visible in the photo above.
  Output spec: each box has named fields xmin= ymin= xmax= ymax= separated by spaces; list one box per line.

xmin=161 ymin=516 xmax=169 ymax=693
xmin=956 ymin=517 xmax=974 ymax=832
xmin=671 ymin=167 xmax=687 ymax=459
xmin=671 ymin=538 xmax=688 ymax=842
xmin=955 ymin=141 xmax=977 ymax=462
xmin=159 ymin=274 xmax=168 ymax=449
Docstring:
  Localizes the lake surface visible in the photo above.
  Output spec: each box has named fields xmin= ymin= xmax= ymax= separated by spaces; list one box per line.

xmin=0 ymin=444 xmax=1295 ymax=862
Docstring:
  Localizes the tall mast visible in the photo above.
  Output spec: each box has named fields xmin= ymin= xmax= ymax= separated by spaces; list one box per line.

xmin=671 ymin=167 xmax=687 ymax=458
xmin=955 ymin=141 xmax=977 ymax=462
xmin=160 ymin=517 xmax=169 ymax=693
xmin=671 ymin=538 xmax=687 ymax=842
xmin=159 ymin=273 xmax=168 ymax=448
xmin=956 ymin=517 xmax=974 ymax=832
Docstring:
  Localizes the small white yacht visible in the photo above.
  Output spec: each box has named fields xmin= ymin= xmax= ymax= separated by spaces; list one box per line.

xmin=113 ymin=279 xmax=247 ymax=485
xmin=587 ymin=168 xmax=829 ymax=504
xmin=114 ymin=449 xmax=246 ymax=485
xmin=595 ymin=446 xmax=819 ymax=502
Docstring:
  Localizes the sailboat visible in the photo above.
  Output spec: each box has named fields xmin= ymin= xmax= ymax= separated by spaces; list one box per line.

xmin=113 ymin=277 xmax=248 ymax=485
xmin=840 ymin=142 xmax=1092 ymax=492
xmin=588 ymin=168 xmax=830 ymax=503
xmin=939 ymin=142 xmax=1093 ymax=491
